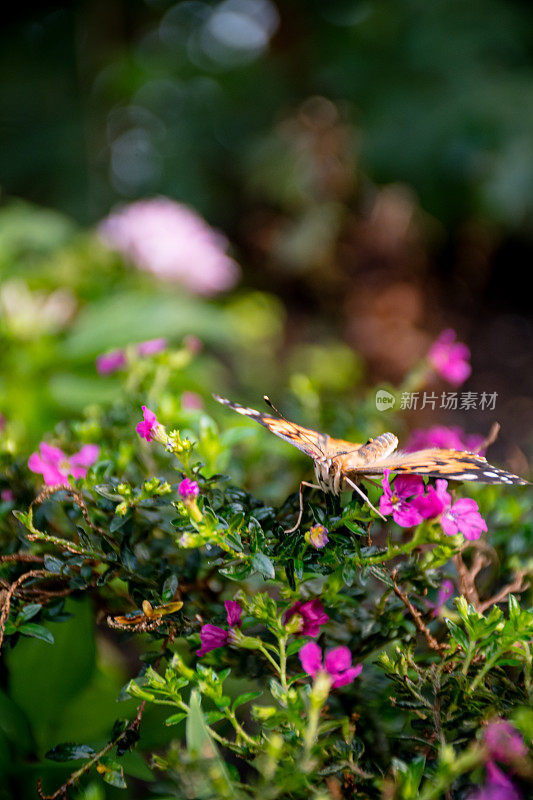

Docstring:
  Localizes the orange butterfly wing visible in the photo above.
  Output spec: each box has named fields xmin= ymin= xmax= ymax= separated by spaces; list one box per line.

xmin=213 ymin=395 xmax=328 ymax=459
xmin=344 ymin=448 xmax=529 ymax=486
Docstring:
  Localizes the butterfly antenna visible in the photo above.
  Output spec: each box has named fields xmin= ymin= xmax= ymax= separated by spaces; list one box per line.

xmin=475 ymin=422 xmax=500 ymax=454
xmin=264 ymin=395 xmax=326 ymax=457
xmin=263 ymin=395 xmax=289 ymax=421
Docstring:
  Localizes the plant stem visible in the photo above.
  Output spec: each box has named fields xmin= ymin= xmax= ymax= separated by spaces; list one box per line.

xmin=279 ymin=636 xmax=288 ymax=691
xmin=258 ymin=644 xmax=281 ymax=675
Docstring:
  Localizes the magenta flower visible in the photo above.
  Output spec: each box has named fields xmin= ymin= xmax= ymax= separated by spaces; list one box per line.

xmin=178 ymin=478 xmax=200 ymax=499
xmin=284 ymin=599 xmax=329 ymax=637
xmin=299 ymin=641 xmax=362 ymax=689
xmin=470 ymin=762 xmax=521 ymax=800
xmin=406 ymin=426 xmax=484 ymax=454
xmin=28 ymin=442 xmax=100 ymax=487
xmin=484 ymin=719 xmax=527 ymax=763
xmin=137 ymin=338 xmax=167 ymax=356
xmin=0 ymin=413 xmax=5 ymax=431
xmin=1 ymin=489 xmax=14 ymax=503
xmin=98 ymin=198 xmax=240 ymax=296
xmin=428 ymin=579 xmax=455 ymax=617
xmin=414 ymin=479 xmax=451 ymax=520
xmin=136 ymin=406 xmax=159 ymax=442
xmin=380 ymin=470 xmax=425 ymax=526
xmin=306 ymin=524 xmax=329 ymax=549
xmin=196 ymin=600 xmax=243 ymax=657
xmin=96 ymin=349 xmax=127 ymax=375
xmin=440 ymin=497 xmax=487 ymax=540
xmin=428 ymin=329 xmax=472 ymax=386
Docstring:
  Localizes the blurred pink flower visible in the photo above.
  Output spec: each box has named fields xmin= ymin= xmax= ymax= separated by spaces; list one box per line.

xmin=178 ymin=478 xmax=200 ymax=499
xmin=299 ymin=641 xmax=362 ymax=688
xmin=137 ymin=338 xmax=168 ymax=356
xmin=484 ymin=719 xmax=527 ymax=763
xmin=183 ymin=335 xmax=203 ymax=354
xmin=1 ymin=489 xmax=14 ymax=503
xmin=427 ymin=579 xmax=455 ymax=617
xmin=28 ymin=442 xmax=99 ymax=487
xmin=181 ymin=391 xmax=204 ymax=410
xmin=440 ymin=497 xmax=487 ymax=540
xmin=98 ymin=198 xmax=240 ymax=296
xmin=470 ymin=762 xmax=521 ymax=800
xmin=284 ymin=598 xmax=329 ymax=637
xmin=136 ymin=406 xmax=159 ymax=442
xmin=197 ymin=600 xmax=242 ymax=657
xmin=428 ymin=329 xmax=472 ymax=386
xmin=96 ymin=349 xmax=127 ymax=375
xmin=406 ymin=426 xmax=485 ymax=454
xmin=0 ymin=413 xmax=5 ymax=431
xmin=380 ymin=470 xmax=424 ymax=527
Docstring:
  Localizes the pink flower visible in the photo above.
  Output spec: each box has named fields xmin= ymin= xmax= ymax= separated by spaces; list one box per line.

xmin=440 ymin=497 xmax=487 ymax=540
xmin=136 ymin=406 xmax=159 ymax=442
xmin=197 ymin=600 xmax=242 ymax=657
xmin=380 ymin=470 xmax=425 ymax=526
xmin=284 ymin=599 xmax=329 ymax=637
xmin=0 ymin=413 xmax=5 ymax=431
xmin=178 ymin=478 xmax=200 ymax=499
xmin=470 ymin=762 xmax=521 ymax=800
xmin=183 ymin=335 xmax=203 ymax=354
xmin=428 ymin=329 xmax=472 ymax=386
xmin=96 ymin=349 xmax=127 ymax=375
xmin=306 ymin=524 xmax=329 ymax=549
xmin=28 ymin=442 xmax=100 ymax=487
xmin=1 ymin=489 xmax=14 ymax=503
xmin=299 ymin=641 xmax=362 ymax=689
xmin=414 ymin=479 xmax=451 ymax=519
xmin=406 ymin=426 xmax=484 ymax=454
xmin=98 ymin=198 xmax=240 ymax=296
xmin=137 ymin=338 xmax=167 ymax=356
xmin=484 ymin=720 xmax=527 ymax=763
xmin=181 ymin=391 xmax=204 ymax=410
xmin=427 ymin=579 xmax=455 ymax=617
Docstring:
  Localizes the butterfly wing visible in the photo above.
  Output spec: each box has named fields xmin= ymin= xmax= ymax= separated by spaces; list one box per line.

xmin=213 ymin=394 xmax=327 ymax=459
xmin=347 ymin=448 xmax=529 ymax=486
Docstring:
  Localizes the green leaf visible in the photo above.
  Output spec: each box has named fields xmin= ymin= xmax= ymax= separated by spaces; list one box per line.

xmin=232 ymin=691 xmax=262 ymax=711
xmin=251 ymin=552 xmax=275 ymax=580
xmin=162 ymin=574 xmax=179 ymax=602
xmin=165 ymin=712 xmax=187 ymax=726
xmin=16 ymin=603 xmax=42 ymax=624
xmin=185 ymin=691 xmax=234 ymax=796
xmin=445 ymin=620 xmax=469 ymax=653
xmin=46 ymin=743 xmax=96 ymax=761
xmin=18 ymin=623 xmax=54 ymax=644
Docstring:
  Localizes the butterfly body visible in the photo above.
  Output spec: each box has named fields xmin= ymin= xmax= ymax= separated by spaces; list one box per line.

xmin=213 ymin=394 xmax=528 ymax=526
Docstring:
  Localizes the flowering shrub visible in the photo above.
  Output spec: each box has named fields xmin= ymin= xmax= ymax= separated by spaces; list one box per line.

xmin=1 ymin=336 xmax=532 ymax=800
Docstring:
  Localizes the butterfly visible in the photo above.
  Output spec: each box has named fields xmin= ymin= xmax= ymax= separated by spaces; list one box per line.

xmin=213 ymin=394 xmax=529 ymax=531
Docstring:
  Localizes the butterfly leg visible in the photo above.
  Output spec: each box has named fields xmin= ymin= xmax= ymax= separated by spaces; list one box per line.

xmin=285 ymin=481 xmax=322 ymax=534
xmin=344 ymin=476 xmax=387 ymax=521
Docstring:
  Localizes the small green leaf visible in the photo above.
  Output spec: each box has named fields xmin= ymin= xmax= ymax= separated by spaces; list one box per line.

xmin=232 ymin=691 xmax=262 ymax=711
xmin=16 ymin=603 xmax=42 ymax=624
xmin=165 ymin=712 xmax=187 ymax=726
xmin=251 ymin=552 xmax=275 ymax=580
xmin=19 ymin=623 xmax=54 ymax=644
xmin=46 ymin=743 xmax=96 ymax=761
